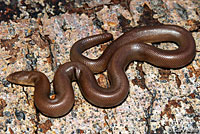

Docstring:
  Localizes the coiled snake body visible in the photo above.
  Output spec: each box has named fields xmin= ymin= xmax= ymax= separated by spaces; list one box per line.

xmin=7 ymin=25 xmax=196 ymax=117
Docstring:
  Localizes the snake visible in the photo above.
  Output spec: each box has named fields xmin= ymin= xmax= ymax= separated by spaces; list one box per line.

xmin=6 ymin=25 xmax=196 ymax=117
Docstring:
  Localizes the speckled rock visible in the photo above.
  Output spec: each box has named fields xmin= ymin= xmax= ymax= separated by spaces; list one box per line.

xmin=0 ymin=0 xmax=199 ymax=133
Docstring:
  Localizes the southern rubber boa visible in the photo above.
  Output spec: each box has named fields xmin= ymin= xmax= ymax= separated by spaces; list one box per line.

xmin=7 ymin=25 xmax=196 ymax=117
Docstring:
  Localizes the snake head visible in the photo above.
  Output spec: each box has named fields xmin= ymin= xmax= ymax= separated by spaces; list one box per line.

xmin=6 ymin=71 xmax=36 ymax=86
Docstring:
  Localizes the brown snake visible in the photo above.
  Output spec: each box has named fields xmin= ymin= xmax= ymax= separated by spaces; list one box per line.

xmin=7 ymin=25 xmax=196 ymax=117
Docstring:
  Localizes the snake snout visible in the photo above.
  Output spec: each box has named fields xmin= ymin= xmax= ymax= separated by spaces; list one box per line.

xmin=7 ymin=73 xmax=17 ymax=83
xmin=6 ymin=71 xmax=33 ymax=86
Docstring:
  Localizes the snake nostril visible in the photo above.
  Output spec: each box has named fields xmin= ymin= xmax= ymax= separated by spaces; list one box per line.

xmin=6 ymin=74 xmax=12 ymax=81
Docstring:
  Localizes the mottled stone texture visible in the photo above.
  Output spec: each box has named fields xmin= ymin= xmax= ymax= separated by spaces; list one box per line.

xmin=0 ymin=0 xmax=199 ymax=133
